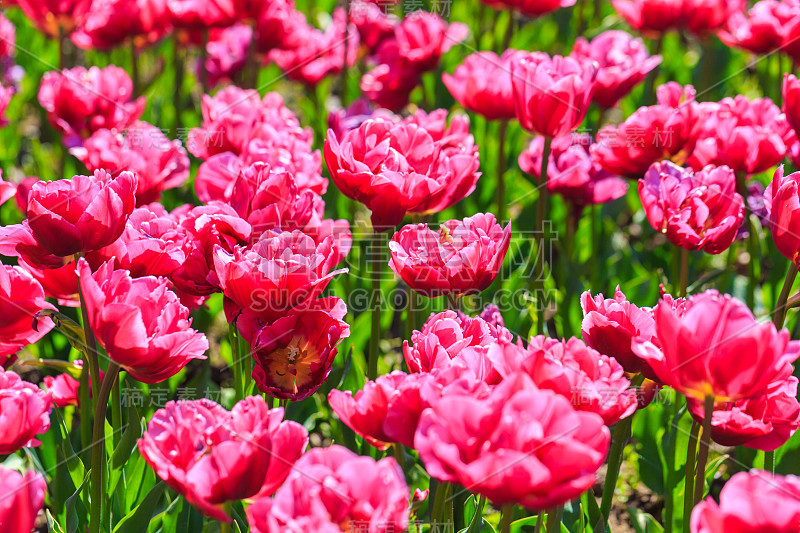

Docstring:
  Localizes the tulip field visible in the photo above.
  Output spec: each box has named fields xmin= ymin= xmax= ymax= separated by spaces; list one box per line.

xmin=4 ymin=0 xmax=800 ymax=531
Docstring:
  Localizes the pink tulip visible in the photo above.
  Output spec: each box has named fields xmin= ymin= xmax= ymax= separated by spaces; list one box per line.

xmin=0 ymin=369 xmax=52 ymax=454
xmin=166 ymin=0 xmax=236 ymax=28
xmin=497 ymin=336 xmax=638 ymax=425
xmin=43 ymin=361 xmax=104 ymax=407
xmin=213 ymin=229 xmax=346 ymax=324
xmin=246 ymin=445 xmax=409 ymax=533
xmin=324 ymin=114 xmax=480 ymax=228
xmin=327 ymin=98 xmax=399 ymax=139
xmin=638 ymin=161 xmax=743 ymax=254
xmin=360 ymin=43 xmax=421 ymax=111
xmin=689 ymin=95 xmax=794 ymax=176
xmin=442 ymin=50 xmax=522 ymax=121
xmin=85 ymin=204 xmax=187 ymax=278
xmin=254 ymin=0 xmax=308 ymax=53
xmin=19 ymin=258 xmax=79 ymax=307
xmin=139 ymin=397 xmax=308 ymax=521
xmin=510 ymin=52 xmax=596 ymax=138
xmin=0 ymin=265 xmax=55 ymax=359
xmin=71 ymin=0 xmax=172 ymax=50
xmin=15 ymin=0 xmax=92 ymax=37
xmin=765 ymin=166 xmax=800 ymax=264
xmin=0 ymin=172 xmax=14 ymax=206
xmin=0 ymin=467 xmax=47 ymax=533
xmin=613 ymin=0 xmax=740 ymax=35
xmin=683 ymin=0 xmax=745 ymax=36
xmin=581 ymin=287 xmax=660 ymax=377
xmin=688 ymin=367 xmax=799 ymax=451
xmin=593 ymin=82 xmax=699 ymax=178
xmin=0 ymin=84 xmax=11 ymax=128
xmin=26 ymin=169 xmax=137 ymax=257
xmin=635 ymin=290 xmax=800 ymax=402
xmin=71 ymin=122 xmax=189 ymax=205
xmin=571 ymin=30 xmax=662 ymax=109
xmin=691 ymin=470 xmax=800 ymax=532
xmin=416 ymin=372 xmax=609 ymax=510
xmin=202 ymin=24 xmax=252 ymax=88
xmin=38 ymin=66 xmax=146 ymax=145
xmin=389 ymin=213 xmax=511 ymax=297
xmin=784 ymin=73 xmax=800 ymax=139
xmin=269 ymin=8 xmax=358 ymax=87
xmin=351 ymin=1 xmax=397 ymax=51
xmin=403 ymin=309 xmax=512 ymax=374
xmin=188 ymin=87 xmax=265 ymax=159
xmin=519 ymin=134 xmax=629 ymax=211
xmin=78 ymin=259 xmax=208 ymax=383
xmin=249 ymin=297 xmax=350 ymax=400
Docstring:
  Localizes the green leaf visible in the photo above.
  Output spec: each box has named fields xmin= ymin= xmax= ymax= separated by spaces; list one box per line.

xmin=112 ymin=406 xmax=142 ymax=470
xmin=113 ymin=481 xmax=166 ymax=533
xmin=66 ymin=471 xmax=91 ymax=533
xmin=53 ymin=408 xmax=86 ymax=491
xmin=626 ymin=506 xmax=665 ymax=533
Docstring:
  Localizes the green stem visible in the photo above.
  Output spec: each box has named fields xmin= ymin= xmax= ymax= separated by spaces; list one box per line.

xmin=130 ymin=41 xmax=140 ymax=98
xmin=340 ymin=0 xmax=351 ymax=106
xmin=393 ymin=443 xmax=405 ymax=472
xmin=111 ymin=377 xmax=122 ymax=447
xmin=89 ymin=363 xmax=121 ymax=533
xmin=369 ymin=230 xmax=383 ymax=381
xmin=680 ymin=247 xmax=689 ymax=297
xmin=496 ymin=120 xmax=509 ymax=223
xmin=534 ymin=511 xmax=543 ymax=533
xmin=535 ymin=137 xmax=552 ymax=336
xmin=220 ymin=501 xmax=233 ymax=533
xmin=446 ymin=292 xmax=460 ymax=311
xmin=693 ymin=395 xmax=715 ymax=506
xmin=465 ymin=495 xmax=487 ymax=533
xmin=545 ymin=506 xmax=563 ymax=533
xmin=78 ymin=361 xmax=91 ymax=460
xmin=201 ymin=28 xmax=210 ymax=92
xmin=599 ymin=375 xmax=644 ymax=526
xmin=642 ymin=37 xmax=664 ymax=106
xmin=430 ymin=481 xmax=452 ymax=531
xmin=774 ymin=262 xmax=799 ymax=329
xmin=765 ymin=449 xmax=775 ymax=474
xmin=663 ymin=398 xmax=682 ymax=533
xmin=229 ymin=324 xmax=243 ymax=401
xmin=499 ymin=504 xmax=514 ymax=533
xmin=682 ymin=421 xmax=700 ymax=533
xmin=173 ymin=42 xmax=184 ymax=133
xmin=736 ymin=172 xmax=757 ymax=308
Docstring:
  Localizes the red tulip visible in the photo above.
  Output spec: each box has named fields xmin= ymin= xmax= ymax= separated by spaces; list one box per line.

xmin=139 ymin=397 xmax=308 ymax=521
xmin=15 ymin=0 xmax=92 ymax=37
xmin=691 ymin=470 xmax=800 ymax=533
xmin=38 ymin=66 xmax=146 ymax=146
xmin=571 ymin=30 xmax=662 ymax=109
xmin=71 ymin=0 xmax=172 ymax=50
xmin=85 ymin=204 xmax=187 ymax=278
xmin=327 ymin=98 xmax=399 ymax=139
xmin=212 ymin=229 xmax=346 ymax=323
xmin=360 ymin=43 xmax=421 ymax=111
xmin=71 ymin=122 xmax=189 ymax=205
xmin=498 ymin=336 xmax=638 ymax=425
xmin=246 ymin=445 xmax=409 ymax=533
xmin=719 ymin=1 xmax=799 ymax=56
xmin=415 ymin=371 xmax=609 ymax=510
xmin=687 ymin=367 xmax=799 ymax=451
xmin=510 ymin=52 xmax=596 ymax=138
xmin=592 ymin=82 xmax=699 ymax=178
xmin=166 ymin=0 xmax=236 ymax=29
xmin=254 ymin=0 xmax=307 ymax=53
xmin=481 ymin=0 xmax=576 ymax=17
xmin=324 ymin=114 xmax=480 ymax=228
xmin=519 ymin=134 xmax=629 ymax=210
xmin=269 ymin=8 xmax=358 ymax=87
xmin=689 ymin=95 xmax=794 ymax=176
xmin=170 ymin=203 xmax=251 ymax=305
xmin=765 ymin=166 xmax=800 ymax=264
xmin=638 ymin=161 xmax=743 ymax=254
xmin=635 ymin=290 xmax=800 ymax=402
xmin=442 ymin=50 xmax=522 ymax=121
xmin=683 ymin=0 xmax=745 ymax=36
xmin=613 ymin=0 xmax=740 ymax=35
xmin=78 ymin=258 xmax=208 ymax=383
xmin=0 ymin=265 xmax=55 ymax=358
xmin=784 ymin=73 xmax=800 ymax=139
xmin=0 ymin=84 xmax=11 ymax=128
xmin=248 ymin=297 xmax=350 ymax=400
xmin=0 ymin=467 xmax=47 ymax=533
xmin=581 ymin=287 xmax=660 ymax=376
xmin=188 ymin=87 xmax=264 ymax=159
xmin=43 ymin=360 xmax=104 ymax=407
xmin=385 ymin=11 xmax=467 ymax=73
xmin=0 ymin=369 xmax=52 ymax=454
xmin=13 ymin=176 xmax=38 ymax=214
xmin=389 ymin=213 xmax=511 ymax=297
xmin=0 ymin=172 xmax=14 ymax=207
xmin=0 ymin=220 xmax=65 ymax=270
xmin=26 ymin=169 xmax=137 ymax=257
xmin=403 ymin=309 xmax=512 ymax=374
xmin=351 ymin=1 xmax=397 ymax=51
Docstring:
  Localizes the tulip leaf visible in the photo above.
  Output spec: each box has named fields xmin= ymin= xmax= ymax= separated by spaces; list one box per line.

xmin=113 ymin=480 xmax=166 ymax=533
xmin=36 ymin=309 xmax=88 ymax=353
xmin=626 ymin=506 xmax=664 ymax=533
xmin=53 ymin=408 xmax=86 ymax=491
xmin=111 ymin=406 xmax=142 ymax=470
xmin=65 ymin=471 xmax=91 ymax=533
xmin=19 ymin=358 xmax=83 ymax=378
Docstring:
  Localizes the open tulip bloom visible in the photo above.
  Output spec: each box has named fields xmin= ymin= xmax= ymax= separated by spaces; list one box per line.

xmin=6 ymin=1 xmax=800 ymax=532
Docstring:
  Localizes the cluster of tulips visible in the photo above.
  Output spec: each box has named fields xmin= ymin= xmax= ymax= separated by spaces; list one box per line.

xmin=4 ymin=0 xmax=800 ymax=532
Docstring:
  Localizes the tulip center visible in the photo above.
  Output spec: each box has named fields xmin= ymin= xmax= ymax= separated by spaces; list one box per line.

xmin=260 ymin=337 xmax=317 ymax=394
